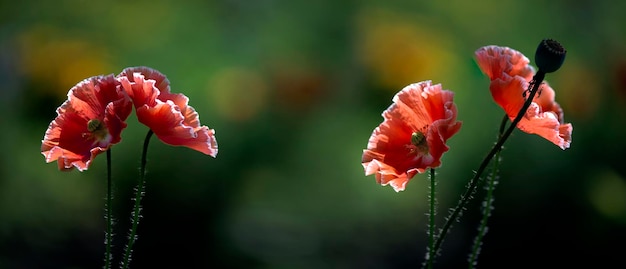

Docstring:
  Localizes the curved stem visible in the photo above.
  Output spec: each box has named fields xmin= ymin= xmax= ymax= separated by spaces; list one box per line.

xmin=121 ymin=129 xmax=154 ymax=269
xmin=431 ymin=71 xmax=546 ymax=257
xmin=468 ymin=114 xmax=507 ymax=268
xmin=104 ymin=149 xmax=113 ymax=269
xmin=426 ymin=168 xmax=436 ymax=269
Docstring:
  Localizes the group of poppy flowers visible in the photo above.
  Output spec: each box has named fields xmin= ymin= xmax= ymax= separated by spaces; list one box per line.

xmin=41 ymin=67 xmax=218 ymax=171
xmin=41 ymin=45 xmax=571 ymax=190
xmin=362 ymin=44 xmax=572 ymax=192
xmin=39 ymin=42 xmax=571 ymax=268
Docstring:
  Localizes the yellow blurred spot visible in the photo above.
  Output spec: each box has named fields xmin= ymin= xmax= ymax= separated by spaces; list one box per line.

xmin=354 ymin=8 xmax=459 ymax=91
xmin=588 ymin=169 xmax=626 ymax=223
xmin=208 ymin=67 xmax=269 ymax=121
xmin=15 ymin=25 xmax=113 ymax=97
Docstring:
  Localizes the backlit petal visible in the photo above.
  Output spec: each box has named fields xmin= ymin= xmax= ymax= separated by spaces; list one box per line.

xmin=475 ymin=45 xmax=573 ymax=149
xmin=489 ymin=75 xmax=526 ymax=118
xmin=117 ymin=67 xmax=218 ymax=156
xmin=41 ymin=74 xmax=131 ymax=171
xmin=475 ymin=45 xmax=534 ymax=81
xmin=362 ymin=81 xmax=461 ymax=191
xmin=517 ymin=103 xmax=572 ymax=149
xmin=136 ymin=101 xmax=218 ymax=157
xmin=119 ymin=66 xmax=171 ymax=97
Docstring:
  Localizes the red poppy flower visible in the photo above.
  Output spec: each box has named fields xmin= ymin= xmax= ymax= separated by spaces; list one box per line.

xmin=362 ymin=81 xmax=462 ymax=192
xmin=117 ymin=67 xmax=218 ymax=157
xmin=41 ymin=75 xmax=132 ymax=171
xmin=475 ymin=45 xmax=572 ymax=149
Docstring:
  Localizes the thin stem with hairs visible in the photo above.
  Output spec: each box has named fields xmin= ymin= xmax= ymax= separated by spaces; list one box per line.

xmin=468 ymin=114 xmax=508 ymax=268
xmin=431 ymin=71 xmax=546 ymax=260
xmin=425 ymin=168 xmax=437 ymax=269
xmin=120 ymin=129 xmax=154 ymax=269
xmin=104 ymin=149 xmax=113 ymax=269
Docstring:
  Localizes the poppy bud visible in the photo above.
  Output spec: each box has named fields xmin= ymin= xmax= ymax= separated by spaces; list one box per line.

xmin=535 ymin=39 xmax=566 ymax=73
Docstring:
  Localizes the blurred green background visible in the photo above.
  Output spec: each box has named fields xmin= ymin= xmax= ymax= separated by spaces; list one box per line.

xmin=1 ymin=0 xmax=625 ymax=268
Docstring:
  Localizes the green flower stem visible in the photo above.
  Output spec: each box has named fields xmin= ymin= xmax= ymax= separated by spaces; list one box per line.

xmin=426 ymin=168 xmax=437 ymax=269
xmin=431 ymin=71 xmax=546 ymax=259
xmin=121 ymin=129 xmax=153 ymax=269
xmin=105 ymin=149 xmax=113 ymax=269
xmin=498 ymin=112 xmax=508 ymax=135
xmin=468 ymin=114 xmax=508 ymax=268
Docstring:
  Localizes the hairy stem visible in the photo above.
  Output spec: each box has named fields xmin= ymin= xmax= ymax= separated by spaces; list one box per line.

xmin=121 ymin=130 xmax=153 ymax=269
xmin=431 ymin=71 xmax=546 ymax=259
xmin=104 ymin=149 xmax=113 ymax=269
xmin=468 ymin=114 xmax=507 ymax=268
xmin=426 ymin=168 xmax=437 ymax=269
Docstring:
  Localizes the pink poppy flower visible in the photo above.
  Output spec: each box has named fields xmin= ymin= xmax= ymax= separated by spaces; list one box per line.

xmin=117 ymin=67 xmax=218 ymax=157
xmin=362 ymin=81 xmax=462 ymax=192
xmin=41 ymin=75 xmax=132 ymax=171
xmin=475 ymin=45 xmax=572 ymax=149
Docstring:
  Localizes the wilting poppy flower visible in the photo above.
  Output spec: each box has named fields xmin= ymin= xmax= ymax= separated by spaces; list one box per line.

xmin=362 ymin=81 xmax=462 ymax=192
xmin=41 ymin=74 xmax=132 ymax=171
xmin=475 ymin=45 xmax=572 ymax=149
xmin=117 ymin=67 xmax=218 ymax=157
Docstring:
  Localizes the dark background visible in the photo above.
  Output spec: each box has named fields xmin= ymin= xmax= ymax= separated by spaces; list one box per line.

xmin=1 ymin=0 xmax=625 ymax=268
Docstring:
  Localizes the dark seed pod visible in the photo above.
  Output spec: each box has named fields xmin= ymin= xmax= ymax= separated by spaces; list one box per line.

xmin=535 ymin=39 xmax=566 ymax=73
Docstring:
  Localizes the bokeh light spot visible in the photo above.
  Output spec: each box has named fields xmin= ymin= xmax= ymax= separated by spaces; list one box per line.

xmin=354 ymin=8 xmax=460 ymax=91
xmin=208 ymin=66 xmax=269 ymax=122
xmin=15 ymin=25 xmax=113 ymax=98
xmin=589 ymin=169 xmax=626 ymax=223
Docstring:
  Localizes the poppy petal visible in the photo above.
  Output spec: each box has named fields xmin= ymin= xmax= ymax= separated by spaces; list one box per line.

xmin=41 ymin=75 xmax=131 ymax=171
xmin=117 ymin=72 xmax=159 ymax=108
xmin=118 ymin=68 xmax=218 ymax=157
xmin=475 ymin=45 xmax=573 ymax=149
xmin=136 ymin=101 xmax=218 ymax=157
xmin=517 ymin=102 xmax=573 ymax=149
xmin=489 ymin=75 xmax=527 ymax=118
xmin=362 ymin=81 xmax=461 ymax=191
xmin=475 ymin=45 xmax=535 ymax=81
xmin=119 ymin=66 xmax=171 ymax=96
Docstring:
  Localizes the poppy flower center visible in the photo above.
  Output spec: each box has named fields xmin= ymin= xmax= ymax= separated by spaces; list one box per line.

xmin=85 ymin=119 xmax=109 ymax=141
xmin=409 ymin=131 xmax=429 ymax=155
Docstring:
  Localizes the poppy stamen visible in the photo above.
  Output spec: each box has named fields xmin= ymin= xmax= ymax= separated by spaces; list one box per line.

xmin=84 ymin=119 xmax=108 ymax=141
xmin=410 ymin=131 xmax=429 ymax=154
xmin=87 ymin=119 xmax=103 ymax=132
